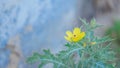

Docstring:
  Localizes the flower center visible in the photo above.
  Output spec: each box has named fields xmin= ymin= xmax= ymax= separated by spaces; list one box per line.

xmin=73 ymin=35 xmax=76 ymax=37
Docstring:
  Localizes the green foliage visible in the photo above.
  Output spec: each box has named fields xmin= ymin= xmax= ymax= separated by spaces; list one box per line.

xmin=27 ymin=19 xmax=116 ymax=68
xmin=106 ymin=20 xmax=120 ymax=44
xmin=105 ymin=20 xmax=120 ymax=68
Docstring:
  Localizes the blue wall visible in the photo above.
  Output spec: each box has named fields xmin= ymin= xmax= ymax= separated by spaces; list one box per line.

xmin=0 ymin=0 xmax=77 ymax=68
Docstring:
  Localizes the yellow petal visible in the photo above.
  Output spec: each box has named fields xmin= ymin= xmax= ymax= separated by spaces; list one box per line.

xmin=73 ymin=27 xmax=81 ymax=34
xmin=74 ymin=32 xmax=85 ymax=42
xmin=66 ymin=31 xmax=73 ymax=37
xmin=80 ymin=32 xmax=85 ymax=38
xmin=72 ymin=38 xmax=79 ymax=42
xmin=64 ymin=36 xmax=72 ymax=42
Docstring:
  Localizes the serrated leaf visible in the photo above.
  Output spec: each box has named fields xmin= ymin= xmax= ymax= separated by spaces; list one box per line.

xmin=80 ymin=18 xmax=88 ymax=25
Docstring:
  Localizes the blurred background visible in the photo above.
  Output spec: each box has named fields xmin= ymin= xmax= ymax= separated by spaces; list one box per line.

xmin=0 ymin=0 xmax=120 ymax=68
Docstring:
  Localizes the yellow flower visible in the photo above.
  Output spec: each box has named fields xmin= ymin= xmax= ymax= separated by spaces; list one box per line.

xmin=64 ymin=27 xmax=85 ymax=42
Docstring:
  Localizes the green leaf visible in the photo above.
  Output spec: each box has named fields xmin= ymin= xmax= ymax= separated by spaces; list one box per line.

xmin=80 ymin=18 xmax=88 ymax=25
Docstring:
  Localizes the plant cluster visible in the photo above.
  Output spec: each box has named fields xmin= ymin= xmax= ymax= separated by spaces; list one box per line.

xmin=27 ymin=19 xmax=115 ymax=68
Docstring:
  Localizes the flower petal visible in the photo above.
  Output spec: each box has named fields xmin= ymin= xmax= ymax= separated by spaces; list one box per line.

xmin=73 ymin=27 xmax=81 ymax=34
xmin=64 ymin=36 xmax=72 ymax=42
xmin=80 ymin=32 xmax=85 ymax=38
xmin=66 ymin=31 xmax=73 ymax=37
xmin=72 ymin=37 xmax=79 ymax=42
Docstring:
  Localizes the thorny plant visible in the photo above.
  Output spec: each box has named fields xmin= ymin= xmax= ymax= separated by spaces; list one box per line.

xmin=27 ymin=19 xmax=116 ymax=68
